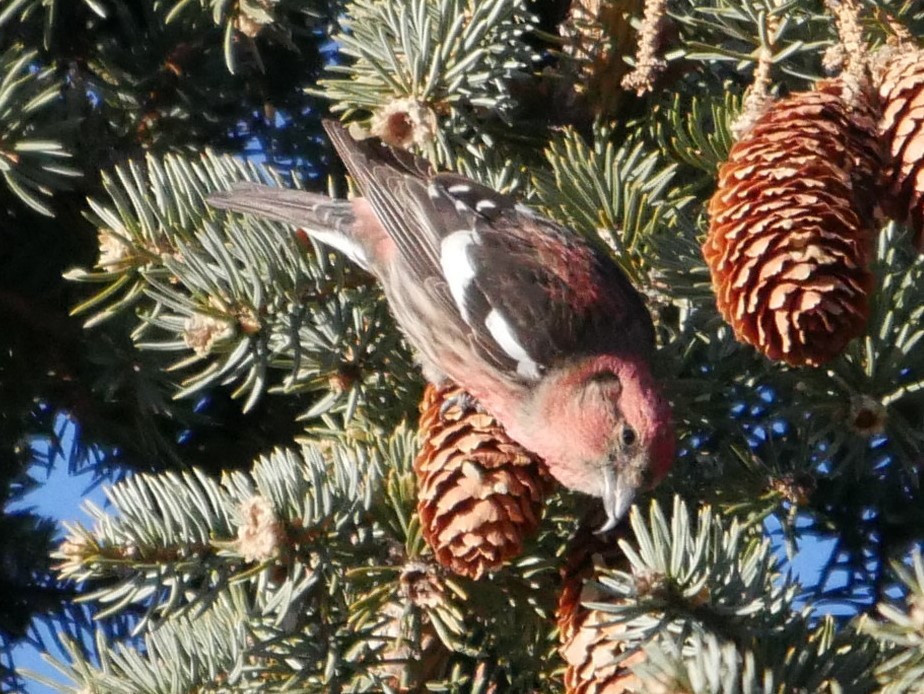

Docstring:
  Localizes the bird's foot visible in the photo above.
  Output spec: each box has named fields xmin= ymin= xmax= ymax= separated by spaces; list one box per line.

xmin=438 ymin=389 xmax=483 ymax=420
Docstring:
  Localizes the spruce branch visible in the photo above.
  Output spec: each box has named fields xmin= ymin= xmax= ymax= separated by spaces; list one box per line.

xmin=870 ymin=2 xmax=924 ymax=40
xmin=67 ymin=151 xmax=259 ymax=326
xmin=29 ymin=591 xmax=308 ymax=692
xmin=53 ymin=439 xmax=383 ymax=633
xmin=732 ymin=1 xmax=779 ymax=137
xmin=656 ymin=155 xmax=924 ymax=612
xmin=597 ymin=497 xmax=797 ymax=641
xmin=0 ymin=0 xmax=110 ymax=49
xmin=555 ymin=0 xmax=644 ymax=119
xmin=582 ymin=497 xmax=877 ymax=692
xmin=862 ymin=548 xmax=924 ymax=693
xmin=653 ymin=91 xmax=741 ymax=176
xmin=451 ymin=139 xmax=536 ymax=200
xmin=67 ymin=150 xmax=419 ymax=421
xmin=638 ymin=618 xmax=877 ymax=693
xmin=48 ymin=419 xmax=563 ymax=691
xmin=317 ymin=0 xmax=538 ymax=167
xmin=162 ymin=0 xmax=323 ymax=73
xmin=534 ymin=123 xmax=678 ymax=286
xmin=674 ymin=0 xmax=828 ymax=81
xmin=0 ymin=45 xmax=81 ymax=216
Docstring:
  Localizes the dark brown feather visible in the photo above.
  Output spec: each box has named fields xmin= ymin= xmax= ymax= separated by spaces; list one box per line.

xmin=322 ymin=119 xmax=655 ymax=382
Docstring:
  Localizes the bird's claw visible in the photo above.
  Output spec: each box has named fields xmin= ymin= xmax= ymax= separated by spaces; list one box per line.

xmin=439 ymin=390 xmax=482 ymax=420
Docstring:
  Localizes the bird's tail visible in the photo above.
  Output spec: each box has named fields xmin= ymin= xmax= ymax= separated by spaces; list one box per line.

xmin=207 ymin=182 xmax=369 ymax=268
xmin=208 ymin=182 xmax=354 ymax=233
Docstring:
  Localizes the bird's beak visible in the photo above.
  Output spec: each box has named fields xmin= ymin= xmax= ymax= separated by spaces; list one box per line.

xmin=598 ymin=466 xmax=636 ymax=533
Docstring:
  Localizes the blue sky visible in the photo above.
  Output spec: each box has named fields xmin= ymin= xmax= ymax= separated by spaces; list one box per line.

xmin=10 ymin=422 xmax=108 ymax=694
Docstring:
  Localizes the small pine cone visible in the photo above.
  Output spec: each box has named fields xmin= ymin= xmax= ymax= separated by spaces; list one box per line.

xmin=557 ymin=519 xmax=645 ymax=694
xmin=878 ymin=48 xmax=924 ymax=249
xmin=415 ymin=383 xmax=552 ymax=580
xmin=365 ymin=599 xmax=450 ymax=689
xmin=560 ymin=0 xmax=642 ymax=116
xmin=703 ymin=79 xmax=884 ymax=366
xmin=369 ymin=97 xmax=438 ymax=149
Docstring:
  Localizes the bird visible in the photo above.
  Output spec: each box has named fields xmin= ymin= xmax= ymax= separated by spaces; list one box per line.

xmin=208 ymin=119 xmax=674 ymax=530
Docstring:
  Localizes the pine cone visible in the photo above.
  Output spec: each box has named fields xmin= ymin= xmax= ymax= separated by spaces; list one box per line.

xmin=415 ymin=383 xmax=552 ymax=580
xmin=557 ymin=518 xmax=645 ymax=694
xmin=703 ymin=79 xmax=884 ymax=366
xmin=878 ymin=48 xmax=924 ymax=249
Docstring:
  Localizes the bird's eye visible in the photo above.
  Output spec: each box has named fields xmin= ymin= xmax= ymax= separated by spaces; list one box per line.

xmin=621 ymin=426 xmax=637 ymax=447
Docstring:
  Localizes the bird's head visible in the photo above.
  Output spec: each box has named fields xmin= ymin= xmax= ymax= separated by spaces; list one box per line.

xmin=524 ymin=354 xmax=675 ymax=531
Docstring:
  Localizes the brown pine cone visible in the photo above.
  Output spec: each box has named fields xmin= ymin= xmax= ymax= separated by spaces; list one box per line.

xmin=557 ymin=517 xmax=646 ymax=694
xmin=703 ymin=79 xmax=884 ymax=366
xmin=877 ymin=48 xmax=924 ymax=249
xmin=414 ymin=382 xmax=552 ymax=580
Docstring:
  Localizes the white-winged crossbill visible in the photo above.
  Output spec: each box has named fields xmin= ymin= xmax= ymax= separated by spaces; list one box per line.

xmin=209 ymin=120 xmax=674 ymax=530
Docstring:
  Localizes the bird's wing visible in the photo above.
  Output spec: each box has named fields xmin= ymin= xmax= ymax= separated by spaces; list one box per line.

xmin=324 ymin=120 xmax=447 ymax=280
xmin=462 ymin=205 xmax=656 ymax=379
xmin=324 ymin=121 xmax=655 ymax=382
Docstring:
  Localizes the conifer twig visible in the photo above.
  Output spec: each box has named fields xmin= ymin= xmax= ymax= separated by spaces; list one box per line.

xmin=621 ymin=0 xmax=668 ymax=95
